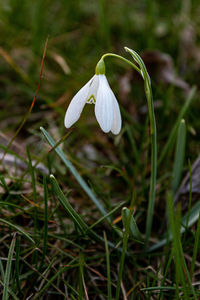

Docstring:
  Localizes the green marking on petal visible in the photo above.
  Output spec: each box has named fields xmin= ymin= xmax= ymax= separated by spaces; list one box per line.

xmin=86 ymin=95 xmax=96 ymax=104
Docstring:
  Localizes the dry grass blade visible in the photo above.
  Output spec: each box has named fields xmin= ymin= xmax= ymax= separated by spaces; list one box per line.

xmin=0 ymin=37 xmax=49 ymax=164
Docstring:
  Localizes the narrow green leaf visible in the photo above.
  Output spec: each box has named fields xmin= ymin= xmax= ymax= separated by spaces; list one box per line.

xmin=50 ymin=175 xmax=88 ymax=234
xmin=26 ymin=147 xmax=38 ymax=240
xmin=50 ymin=174 xmax=120 ymax=251
xmin=141 ymin=286 xmax=177 ymax=291
xmin=104 ymin=231 xmax=112 ymax=300
xmin=167 ymin=193 xmax=188 ymax=299
xmin=34 ymin=265 xmax=70 ymax=300
xmin=0 ymin=280 xmax=20 ymax=300
xmin=0 ymin=176 xmax=9 ymax=193
xmin=166 ymin=192 xmax=197 ymax=300
xmin=190 ymin=214 xmax=200 ymax=278
xmin=79 ymin=252 xmax=84 ymax=299
xmin=40 ymin=126 xmax=107 ymax=217
xmin=0 ymin=219 xmax=35 ymax=244
xmin=14 ymin=236 xmax=22 ymax=295
xmin=0 ymin=259 xmax=4 ymax=280
xmin=171 ymin=119 xmax=186 ymax=193
xmin=149 ymin=201 xmax=200 ymax=252
xmin=115 ymin=206 xmax=132 ymax=300
xmin=158 ymin=87 xmax=196 ymax=166
xmin=122 ymin=207 xmax=143 ymax=240
xmin=0 ymin=202 xmax=25 ymax=210
xmin=3 ymin=234 xmax=16 ymax=300
xmin=89 ymin=201 xmax=125 ymax=231
xmin=124 ymin=47 xmax=150 ymax=82
xmin=185 ymin=159 xmax=193 ymax=230
xmin=39 ymin=176 xmax=48 ymax=270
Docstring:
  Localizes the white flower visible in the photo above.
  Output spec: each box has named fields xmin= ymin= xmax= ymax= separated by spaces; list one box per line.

xmin=64 ymin=74 xmax=121 ymax=134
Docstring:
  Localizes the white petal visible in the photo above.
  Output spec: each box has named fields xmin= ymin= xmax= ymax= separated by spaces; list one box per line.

xmin=111 ymin=95 xmax=121 ymax=135
xmin=64 ymin=77 xmax=93 ymax=128
xmin=86 ymin=75 xmax=99 ymax=104
xmin=95 ymin=75 xmax=114 ymax=133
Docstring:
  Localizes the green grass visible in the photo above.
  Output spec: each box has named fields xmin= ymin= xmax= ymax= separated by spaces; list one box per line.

xmin=1 ymin=0 xmax=200 ymax=299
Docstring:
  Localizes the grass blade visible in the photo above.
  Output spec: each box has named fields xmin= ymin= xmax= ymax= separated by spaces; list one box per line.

xmin=122 ymin=207 xmax=143 ymax=241
xmin=158 ymin=86 xmax=196 ymax=166
xmin=50 ymin=175 xmax=102 ymax=240
xmin=0 ymin=219 xmax=35 ymax=244
xmin=79 ymin=252 xmax=89 ymax=300
xmin=26 ymin=147 xmax=38 ymax=239
xmin=40 ymin=126 xmax=107 ymax=217
xmin=34 ymin=265 xmax=70 ymax=299
xmin=0 ymin=259 xmax=5 ymax=280
xmin=0 ymin=280 xmax=20 ymax=300
xmin=171 ymin=119 xmax=186 ymax=193
xmin=167 ymin=192 xmax=197 ymax=299
xmin=104 ymin=231 xmax=112 ymax=300
xmin=50 ymin=174 xmax=120 ymax=251
xmin=2 ymin=234 xmax=16 ymax=300
xmin=50 ymin=174 xmax=89 ymax=234
xmin=89 ymin=201 xmax=125 ymax=231
xmin=79 ymin=252 xmax=84 ymax=299
xmin=14 ymin=236 xmax=22 ymax=295
xmin=39 ymin=176 xmax=48 ymax=270
xmin=0 ymin=175 xmax=9 ymax=193
xmin=149 ymin=200 xmax=200 ymax=252
xmin=190 ymin=213 xmax=200 ymax=278
xmin=167 ymin=194 xmax=188 ymax=298
xmin=115 ymin=207 xmax=132 ymax=300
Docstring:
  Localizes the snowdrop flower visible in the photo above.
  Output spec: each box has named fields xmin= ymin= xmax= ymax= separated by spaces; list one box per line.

xmin=64 ymin=59 xmax=121 ymax=134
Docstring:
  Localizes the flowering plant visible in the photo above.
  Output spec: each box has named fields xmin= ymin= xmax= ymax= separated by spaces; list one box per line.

xmin=64 ymin=47 xmax=157 ymax=248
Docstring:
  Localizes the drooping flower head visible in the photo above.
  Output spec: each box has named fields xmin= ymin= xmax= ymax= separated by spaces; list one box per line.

xmin=64 ymin=59 xmax=121 ymax=134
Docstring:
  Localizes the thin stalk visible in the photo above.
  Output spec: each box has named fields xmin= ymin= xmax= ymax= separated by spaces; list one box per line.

xmin=3 ymin=234 xmax=16 ymax=300
xmin=15 ymin=236 xmax=22 ymax=295
xmin=115 ymin=209 xmax=131 ymax=300
xmin=104 ymin=48 xmax=157 ymax=247
xmin=104 ymin=231 xmax=112 ymax=300
xmin=124 ymin=48 xmax=157 ymax=247
xmin=39 ymin=176 xmax=48 ymax=271
xmin=190 ymin=214 xmax=200 ymax=279
xmin=144 ymin=82 xmax=157 ymax=247
xmin=101 ymin=53 xmax=141 ymax=75
xmin=115 ymin=193 xmax=136 ymax=299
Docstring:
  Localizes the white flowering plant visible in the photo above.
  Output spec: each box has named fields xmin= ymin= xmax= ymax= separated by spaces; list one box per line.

xmin=40 ymin=46 xmax=158 ymax=300
xmin=63 ymin=47 xmax=157 ymax=248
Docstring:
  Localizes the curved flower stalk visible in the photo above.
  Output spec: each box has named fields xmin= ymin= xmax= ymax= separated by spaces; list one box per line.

xmin=124 ymin=47 xmax=157 ymax=248
xmin=64 ymin=60 xmax=121 ymax=135
xmin=64 ymin=48 xmax=157 ymax=248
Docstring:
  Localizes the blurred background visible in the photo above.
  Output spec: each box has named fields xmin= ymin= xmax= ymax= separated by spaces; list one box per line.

xmin=0 ymin=0 xmax=200 ymax=223
xmin=0 ymin=0 xmax=200 ymax=298
xmin=1 ymin=0 xmax=200 ymax=134
xmin=1 ymin=0 xmax=200 ymax=231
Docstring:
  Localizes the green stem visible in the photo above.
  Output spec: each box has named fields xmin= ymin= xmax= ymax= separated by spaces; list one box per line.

xmin=102 ymin=49 xmax=157 ymax=248
xmin=101 ymin=53 xmax=141 ymax=75
xmin=144 ymin=82 xmax=157 ymax=248
xmin=124 ymin=48 xmax=157 ymax=248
